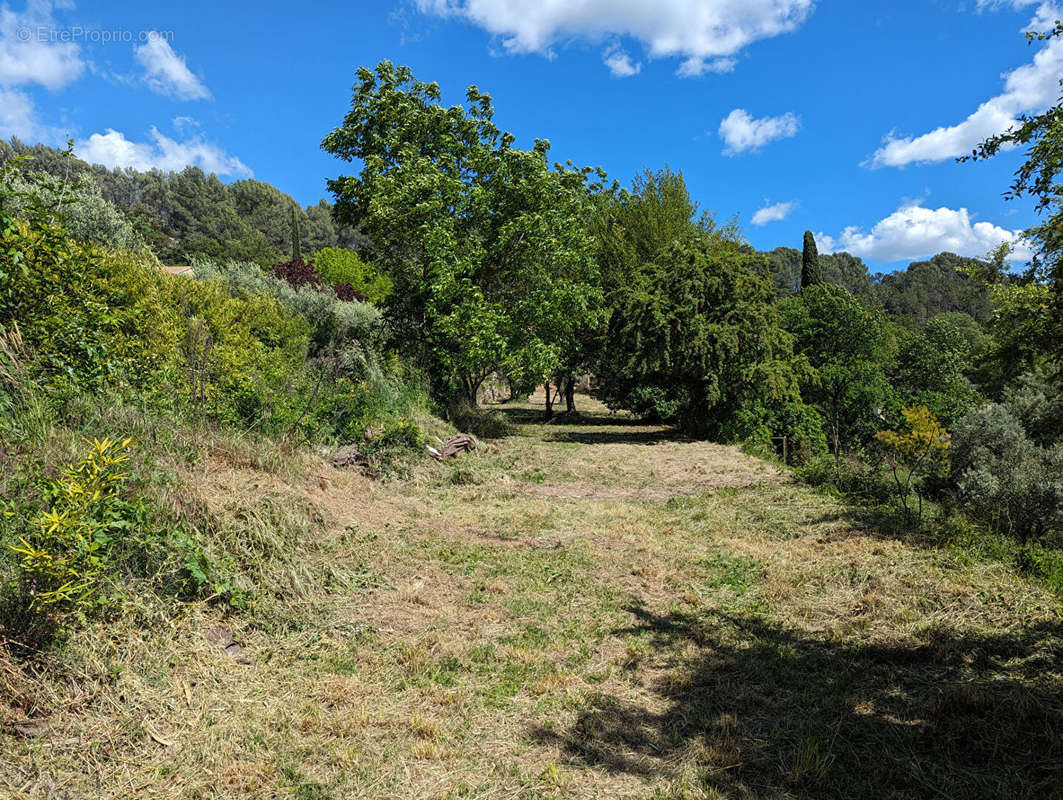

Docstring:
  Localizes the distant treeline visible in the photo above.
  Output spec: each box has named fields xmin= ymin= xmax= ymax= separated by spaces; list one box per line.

xmin=0 ymin=138 xmax=364 ymax=266
xmin=1 ymin=139 xmax=991 ymax=327
xmin=762 ymin=248 xmax=992 ymax=327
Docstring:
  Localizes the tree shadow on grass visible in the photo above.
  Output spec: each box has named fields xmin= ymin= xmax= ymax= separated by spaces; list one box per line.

xmin=530 ymin=603 xmax=1063 ymax=799
xmin=543 ymin=428 xmax=682 ymax=446
xmin=492 ymin=405 xmax=684 ymax=445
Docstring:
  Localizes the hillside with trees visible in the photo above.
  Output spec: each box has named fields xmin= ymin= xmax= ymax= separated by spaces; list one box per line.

xmin=0 ymin=139 xmax=362 ymax=265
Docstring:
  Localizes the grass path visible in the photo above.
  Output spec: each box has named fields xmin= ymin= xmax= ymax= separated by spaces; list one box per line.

xmin=3 ymin=394 xmax=1062 ymax=799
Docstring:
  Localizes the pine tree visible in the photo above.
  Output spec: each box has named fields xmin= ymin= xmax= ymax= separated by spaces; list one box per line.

xmin=290 ymin=205 xmax=302 ymax=261
xmin=801 ymin=230 xmax=820 ymax=289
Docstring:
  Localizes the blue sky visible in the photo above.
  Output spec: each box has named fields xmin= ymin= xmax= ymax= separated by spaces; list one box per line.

xmin=1 ymin=0 xmax=1059 ymax=272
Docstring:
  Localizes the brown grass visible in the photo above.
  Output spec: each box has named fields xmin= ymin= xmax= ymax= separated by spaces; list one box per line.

xmin=2 ymin=392 xmax=1060 ymax=799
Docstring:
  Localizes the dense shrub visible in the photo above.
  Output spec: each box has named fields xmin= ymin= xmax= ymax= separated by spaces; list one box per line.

xmin=0 ymin=216 xmax=323 ymax=433
xmin=0 ymin=167 xmax=423 ymax=443
xmin=1001 ymin=368 xmax=1063 ymax=447
xmin=951 ymin=403 xmax=1063 ymax=542
xmin=795 ymin=452 xmax=892 ymax=505
xmin=164 ymin=276 xmax=314 ymax=428
xmin=874 ymin=406 xmax=951 ymax=524
xmin=192 ymin=256 xmax=381 ymax=356
xmin=273 ymin=257 xmax=325 ymax=291
xmin=312 ymin=247 xmax=392 ymax=303
xmin=0 ymin=213 xmax=180 ymax=396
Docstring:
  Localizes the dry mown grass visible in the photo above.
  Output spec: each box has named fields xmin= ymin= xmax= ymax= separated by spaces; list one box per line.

xmin=2 ymin=394 xmax=1061 ymax=799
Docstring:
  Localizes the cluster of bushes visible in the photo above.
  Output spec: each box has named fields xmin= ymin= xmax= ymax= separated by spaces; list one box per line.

xmin=697 ymin=251 xmax=1062 ymax=552
xmin=0 ymin=161 xmax=435 ymax=648
xmin=268 ymin=251 xmax=392 ymax=305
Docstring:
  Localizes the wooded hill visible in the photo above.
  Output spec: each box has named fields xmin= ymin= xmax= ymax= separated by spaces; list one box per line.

xmin=0 ymin=139 xmax=364 ymax=266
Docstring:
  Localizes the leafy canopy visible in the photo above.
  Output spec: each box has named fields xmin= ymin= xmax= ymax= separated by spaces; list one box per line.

xmin=599 ymin=233 xmax=797 ymax=438
xmin=783 ymin=283 xmax=895 ymax=452
xmin=322 ymin=61 xmax=602 ymax=403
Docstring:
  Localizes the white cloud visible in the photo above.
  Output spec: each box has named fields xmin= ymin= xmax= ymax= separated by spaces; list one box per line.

xmin=0 ymin=86 xmax=65 ymax=140
xmin=76 ymin=127 xmax=251 ymax=177
xmin=817 ymin=202 xmax=1031 ymax=262
xmin=603 ymin=44 xmax=640 ymax=76
xmin=678 ymin=55 xmax=736 ymax=77
xmin=0 ymin=0 xmax=84 ymax=89
xmin=718 ymin=108 xmax=799 ymax=155
xmin=870 ymin=1 xmax=1063 ymax=167
xmin=751 ymin=200 xmax=795 ymax=226
xmin=417 ymin=0 xmax=815 ymax=76
xmin=133 ymin=33 xmax=210 ymax=100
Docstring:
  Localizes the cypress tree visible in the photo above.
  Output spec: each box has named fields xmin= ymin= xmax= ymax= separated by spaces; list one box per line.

xmin=801 ymin=230 xmax=820 ymax=289
xmin=290 ymin=205 xmax=302 ymax=261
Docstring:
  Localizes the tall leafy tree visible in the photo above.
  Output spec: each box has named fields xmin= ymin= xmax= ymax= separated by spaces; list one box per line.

xmin=963 ymin=19 xmax=1063 ymax=376
xmin=801 ymin=230 xmax=821 ymax=289
xmin=598 ymin=234 xmax=797 ymax=438
xmin=964 ymin=20 xmax=1063 ymax=288
xmin=783 ymin=283 xmax=894 ymax=463
xmin=889 ymin=320 xmax=981 ymax=428
xmin=321 ymin=61 xmax=601 ymax=404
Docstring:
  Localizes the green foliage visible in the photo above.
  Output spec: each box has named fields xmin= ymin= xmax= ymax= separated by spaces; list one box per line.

xmin=593 ymin=166 xmax=736 ymax=297
xmin=1 ymin=167 xmax=144 ymax=250
xmin=312 ymin=247 xmax=392 ymax=303
xmin=599 ymin=235 xmax=798 ymax=438
xmin=0 ymin=214 xmax=179 ymax=394
xmin=951 ymin=403 xmax=1063 ymax=543
xmin=874 ymin=406 xmax=951 ymax=525
xmin=0 ymin=165 xmax=425 ymax=443
xmin=165 ymin=276 xmax=314 ymax=428
xmin=800 ymin=231 xmax=820 ymax=289
xmin=3 ymin=437 xmax=218 ymax=644
xmin=2 ymin=139 xmax=361 ymax=266
xmin=290 ymin=204 xmax=302 ymax=260
xmin=980 ymin=282 xmax=1056 ymax=391
xmin=9 ymin=438 xmax=136 ymax=617
xmin=875 ymin=252 xmax=993 ymax=326
xmin=322 ymin=61 xmax=602 ymax=405
xmin=890 ymin=322 xmax=981 ymax=427
xmin=360 ymin=419 xmax=426 ymax=477
xmin=190 ymin=256 xmax=381 ymax=356
xmin=964 ymin=20 xmax=1063 ymax=305
xmin=1001 ymin=367 xmax=1063 ymax=446
xmin=795 ymin=453 xmax=893 ymax=506
xmin=783 ymin=283 xmax=894 ymax=456
xmin=762 ymin=247 xmax=875 ymax=300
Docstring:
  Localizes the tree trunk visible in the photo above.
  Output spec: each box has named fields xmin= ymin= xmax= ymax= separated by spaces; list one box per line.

xmin=463 ymin=374 xmax=481 ymax=407
xmin=544 ymin=381 xmax=554 ymax=420
xmin=564 ymin=375 xmax=576 ymax=413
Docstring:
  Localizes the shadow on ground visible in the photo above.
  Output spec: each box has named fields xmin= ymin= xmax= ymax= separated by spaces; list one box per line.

xmin=492 ymin=404 xmax=682 ymax=445
xmin=531 ymin=603 xmax=1063 ymax=799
